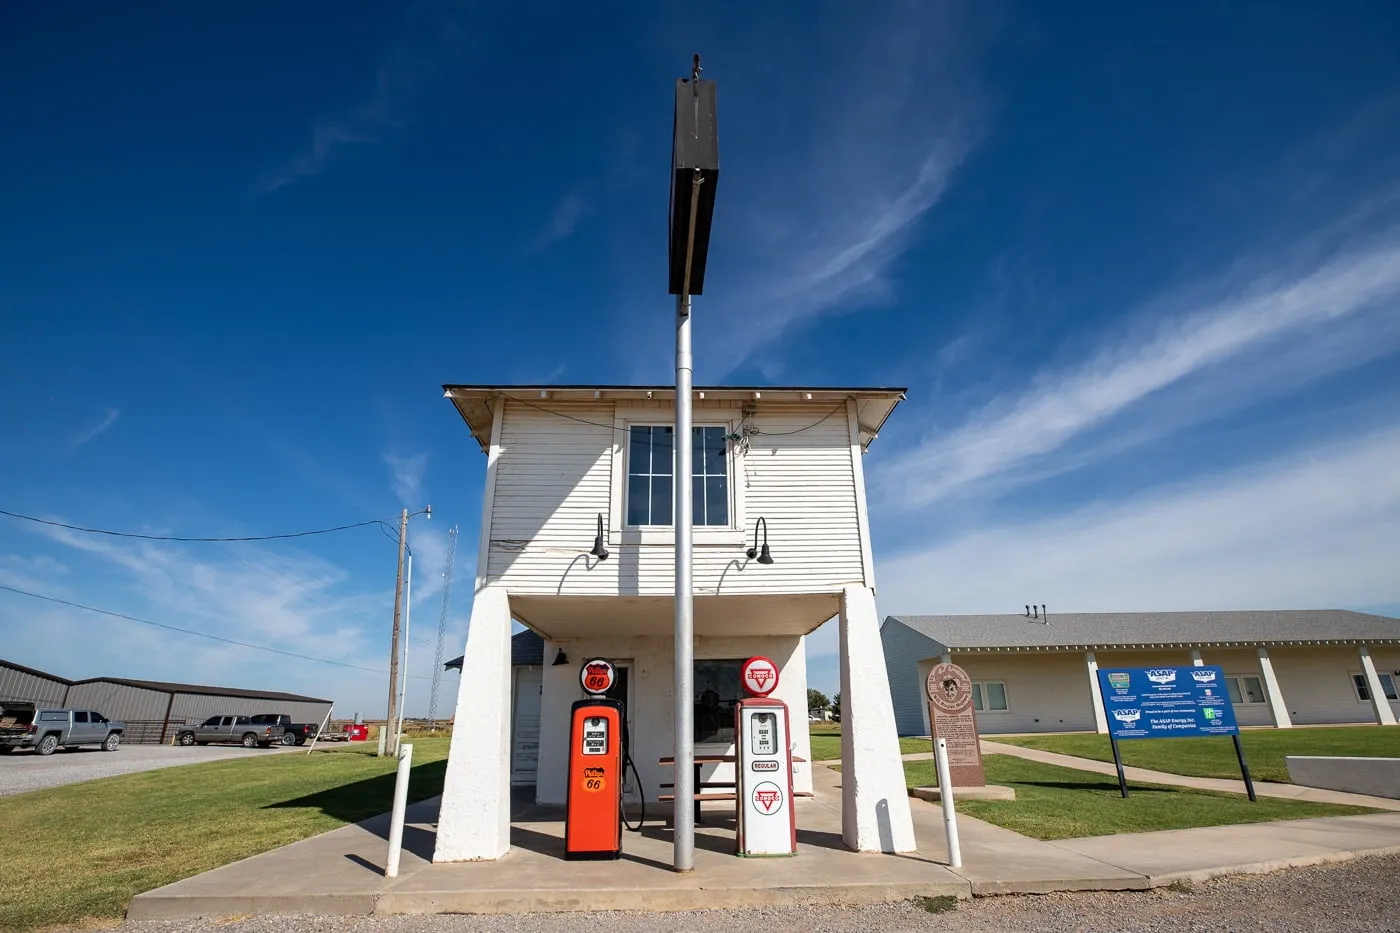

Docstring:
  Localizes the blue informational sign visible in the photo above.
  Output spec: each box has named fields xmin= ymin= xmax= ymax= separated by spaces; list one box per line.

xmin=1097 ymin=665 xmax=1240 ymax=739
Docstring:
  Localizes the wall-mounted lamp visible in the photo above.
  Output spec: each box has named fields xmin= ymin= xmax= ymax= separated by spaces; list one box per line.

xmin=553 ymin=649 xmax=569 ymax=666
xmin=746 ymin=516 xmax=774 ymax=565
xmin=590 ymin=513 xmax=609 ymax=561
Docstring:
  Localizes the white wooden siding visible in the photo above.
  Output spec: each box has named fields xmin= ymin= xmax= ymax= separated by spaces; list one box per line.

xmin=954 ymin=654 xmax=1099 ymax=734
xmin=880 ymin=619 xmax=941 ymax=735
xmin=485 ymin=399 xmax=867 ymax=595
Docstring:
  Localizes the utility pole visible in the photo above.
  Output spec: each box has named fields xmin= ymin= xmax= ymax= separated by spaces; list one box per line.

xmin=384 ymin=508 xmax=408 ymax=756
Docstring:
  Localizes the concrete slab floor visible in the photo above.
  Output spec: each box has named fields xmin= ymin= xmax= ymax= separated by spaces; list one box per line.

xmin=130 ymin=766 xmax=1130 ymax=919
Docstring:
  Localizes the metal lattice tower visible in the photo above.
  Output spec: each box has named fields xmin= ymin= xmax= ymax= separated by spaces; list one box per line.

xmin=427 ymin=525 xmax=458 ymax=729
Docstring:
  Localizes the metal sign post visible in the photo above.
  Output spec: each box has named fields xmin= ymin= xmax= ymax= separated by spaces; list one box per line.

xmin=667 ymin=53 xmax=719 ymax=874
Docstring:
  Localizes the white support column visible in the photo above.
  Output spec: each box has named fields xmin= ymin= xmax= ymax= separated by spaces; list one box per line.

xmin=839 ymin=584 xmax=917 ymax=853
xmin=1190 ymin=648 xmax=1204 ymax=666
xmin=1359 ymin=646 xmax=1398 ymax=726
xmin=1086 ymin=652 xmax=1109 ymax=734
xmin=1256 ymin=647 xmax=1293 ymax=729
xmin=434 ymin=585 xmax=513 ymax=861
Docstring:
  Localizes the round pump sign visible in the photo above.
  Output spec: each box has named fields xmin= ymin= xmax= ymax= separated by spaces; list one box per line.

xmin=741 ymin=656 xmax=779 ymax=696
xmin=580 ymin=658 xmax=616 ymax=696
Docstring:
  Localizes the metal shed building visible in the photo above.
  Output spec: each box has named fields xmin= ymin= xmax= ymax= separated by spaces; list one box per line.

xmin=0 ymin=660 xmax=70 ymax=707
xmin=1 ymin=659 xmax=333 ymax=744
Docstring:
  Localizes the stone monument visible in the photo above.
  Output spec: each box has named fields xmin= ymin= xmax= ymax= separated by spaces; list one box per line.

xmin=925 ymin=662 xmax=986 ymax=787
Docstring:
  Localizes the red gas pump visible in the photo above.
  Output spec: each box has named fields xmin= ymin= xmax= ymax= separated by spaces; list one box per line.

xmin=565 ymin=658 xmax=624 ymax=860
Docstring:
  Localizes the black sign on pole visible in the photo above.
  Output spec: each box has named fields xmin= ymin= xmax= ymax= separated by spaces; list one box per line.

xmin=668 ymin=57 xmax=719 ymax=296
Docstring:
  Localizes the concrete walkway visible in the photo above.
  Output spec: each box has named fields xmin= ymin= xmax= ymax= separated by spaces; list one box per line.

xmin=974 ymin=741 xmax=1400 ymax=811
xmin=128 ymin=757 xmax=1400 ymax=920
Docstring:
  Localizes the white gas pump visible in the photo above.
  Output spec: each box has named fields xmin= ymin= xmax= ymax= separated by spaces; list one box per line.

xmin=734 ymin=656 xmax=796 ymax=857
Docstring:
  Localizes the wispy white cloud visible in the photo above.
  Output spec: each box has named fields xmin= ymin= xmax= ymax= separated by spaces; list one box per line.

xmin=67 ymin=408 xmax=120 ymax=452
xmin=256 ymin=1 xmax=473 ymax=192
xmin=875 ymin=236 xmax=1400 ymax=508
xmin=698 ymin=4 xmax=987 ymax=372
xmin=385 ymin=452 xmax=429 ymax=506
xmin=873 ymin=426 xmax=1400 ymax=614
xmin=4 ymin=524 xmax=399 ymax=710
xmin=533 ymin=194 xmax=590 ymax=250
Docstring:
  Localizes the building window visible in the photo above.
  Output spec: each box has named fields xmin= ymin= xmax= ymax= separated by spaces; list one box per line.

xmin=693 ymin=659 xmax=744 ymax=745
xmin=1225 ymin=675 xmax=1267 ymax=705
xmin=971 ymin=681 xmax=1009 ymax=712
xmin=626 ymin=425 xmax=729 ymax=527
xmin=1352 ymin=672 xmax=1399 ymax=703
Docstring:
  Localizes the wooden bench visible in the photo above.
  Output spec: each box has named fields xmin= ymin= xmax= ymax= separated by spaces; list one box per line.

xmin=658 ymin=754 xmax=811 ymax=823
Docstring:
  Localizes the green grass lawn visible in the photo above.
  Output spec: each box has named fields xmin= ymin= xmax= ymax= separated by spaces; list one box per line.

xmin=989 ymin=726 xmax=1400 ymax=783
xmin=901 ymin=756 xmax=1378 ymax=840
xmin=807 ymin=722 xmax=929 ymax=761
xmin=0 ymin=739 xmax=452 ymax=932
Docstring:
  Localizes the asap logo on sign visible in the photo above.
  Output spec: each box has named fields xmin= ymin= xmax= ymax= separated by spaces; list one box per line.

xmin=1112 ymin=708 xmax=1142 ymax=726
xmin=1145 ymin=669 xmax=1177 ymax=685
xmin=1191 ymin=670 xmax=1217 ymax=684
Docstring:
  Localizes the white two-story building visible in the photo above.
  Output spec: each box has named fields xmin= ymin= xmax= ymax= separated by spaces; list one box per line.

xmin=433 ymin=384 xmax=915 ymax=862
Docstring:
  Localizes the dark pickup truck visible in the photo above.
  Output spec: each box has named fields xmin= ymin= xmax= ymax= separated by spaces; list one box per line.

xmin=250 ymin=713 xmax=319 ymax=746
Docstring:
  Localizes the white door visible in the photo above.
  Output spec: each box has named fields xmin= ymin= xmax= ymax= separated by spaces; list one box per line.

xmin=511 ymin=668 xmax=543 ymax=785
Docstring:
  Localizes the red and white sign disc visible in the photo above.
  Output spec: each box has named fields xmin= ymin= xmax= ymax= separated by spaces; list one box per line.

xmin=580 ymin=658 xmax=616 ymax=695
xmin=741 ymin=656 xmax=779 ymax=696
xmin=751 ymin=781 xmax=784 ymax=814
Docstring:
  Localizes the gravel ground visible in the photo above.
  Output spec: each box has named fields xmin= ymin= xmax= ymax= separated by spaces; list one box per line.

xmin=115 ymin=854 xmax=1400 ymax=933
xmin=0 ymin=743 xmax=294 ymax=796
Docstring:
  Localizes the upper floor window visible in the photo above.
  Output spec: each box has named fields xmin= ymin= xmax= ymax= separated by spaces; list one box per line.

xmin=626 ymin=425 xmax=729 ymax=527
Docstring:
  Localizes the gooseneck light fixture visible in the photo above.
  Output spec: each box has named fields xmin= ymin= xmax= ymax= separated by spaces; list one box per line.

xmin=590 ymin=513 xmax=610 ymax=561
xmin=746 ymin=516 xmax=774 ymax=565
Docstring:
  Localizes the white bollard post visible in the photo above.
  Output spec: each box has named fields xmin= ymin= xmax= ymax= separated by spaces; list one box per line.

xmin=933 ymin=737 xmax=962 ymax=868
xmin=385 ymin=743 xmax=414 ymax=878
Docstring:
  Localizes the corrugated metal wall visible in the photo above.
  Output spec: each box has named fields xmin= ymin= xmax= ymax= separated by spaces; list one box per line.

xmin=65 ymin=681 xmax=172 ymax=721
xmin=0 ymin=661 xmax=69 ymax=706
xmin=167 ymin=694 xmax=333 ymax=729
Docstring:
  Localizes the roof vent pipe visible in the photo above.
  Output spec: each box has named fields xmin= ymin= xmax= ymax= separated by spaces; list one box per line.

xmin=1032 ymin=605 xmax=1038 ymax=619
xmin=1025 ymin=605 xmax=1030 ymax=617
xmin=1042 ymin=604 xmax=1049 ymax=624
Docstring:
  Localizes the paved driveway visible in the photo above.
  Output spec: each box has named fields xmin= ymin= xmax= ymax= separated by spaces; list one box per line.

xmin=0 ymin=743 xmax=295 ymax=796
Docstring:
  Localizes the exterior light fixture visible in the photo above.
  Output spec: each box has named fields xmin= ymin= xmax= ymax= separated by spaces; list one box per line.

xmin=746 ymin=516 xmax=774 ymax=565
xmin=590 ymin=513 xmax=610 ymax=561
xmin=553 ymin=649 xmax=569 ymax=666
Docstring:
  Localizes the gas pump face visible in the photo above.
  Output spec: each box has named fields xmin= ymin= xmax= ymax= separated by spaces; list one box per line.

xmin=565 ymin=658 xmax=629 ymax=860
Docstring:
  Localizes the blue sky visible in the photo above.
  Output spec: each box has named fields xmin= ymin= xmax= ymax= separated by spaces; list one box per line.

xmin=3 ymin=2 xmax=1399 ymax=712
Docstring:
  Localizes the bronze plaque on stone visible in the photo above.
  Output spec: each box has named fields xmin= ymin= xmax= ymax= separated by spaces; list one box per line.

xmin=925 ymin=662 xmax=986 ymax=787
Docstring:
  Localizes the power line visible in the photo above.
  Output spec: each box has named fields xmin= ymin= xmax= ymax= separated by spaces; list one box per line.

xmin=0 ymin=582 xmax=428 ymax=679
xmin=0 ymin=507 xmax=397 ymax=543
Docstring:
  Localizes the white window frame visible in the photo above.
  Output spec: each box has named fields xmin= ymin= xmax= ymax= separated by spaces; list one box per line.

xmin=1225 ymin=674 xmax=1269 ymax=706
xmin=1351 ymin=671 xmax=1399 ymax=703
xmin=609 ymin=407 xmax=745 ymax=546
xmin=971 ymin=680 xmax=1009 ymax=714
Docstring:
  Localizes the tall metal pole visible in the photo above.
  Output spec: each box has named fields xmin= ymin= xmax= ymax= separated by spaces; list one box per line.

xmin=397 ymin=552 xmax=413 ymax=753
xmin=674 ymin=288 xmax=695 ymax=872
xmin=385 ymin=507 xmax=408 ymax=756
